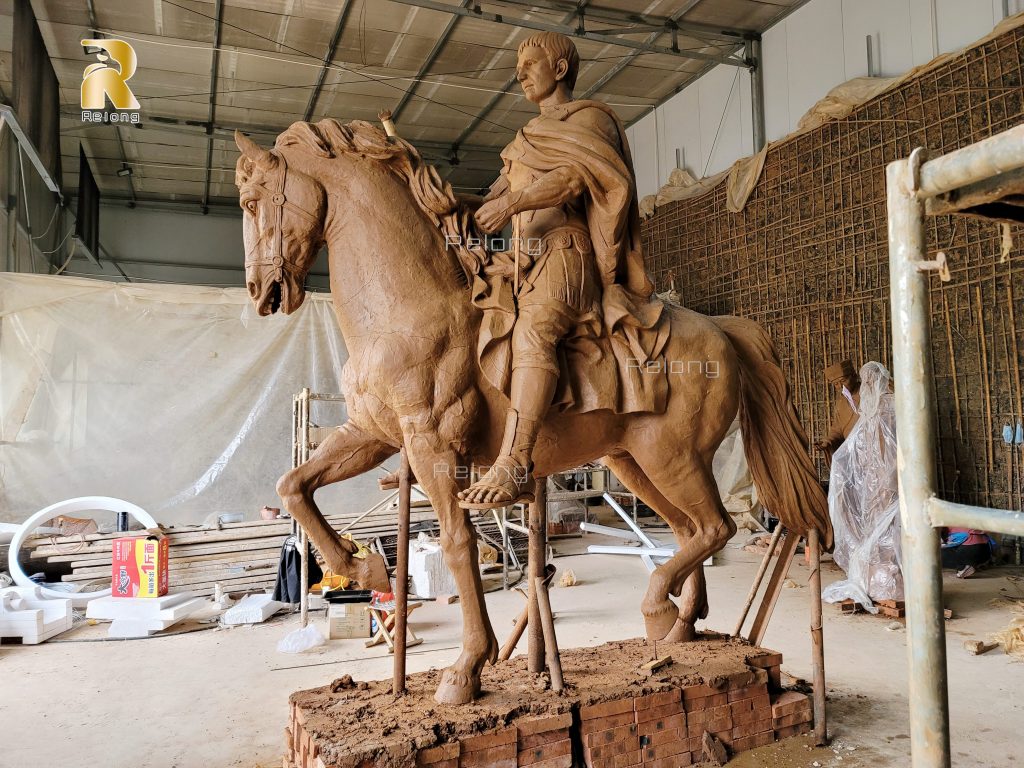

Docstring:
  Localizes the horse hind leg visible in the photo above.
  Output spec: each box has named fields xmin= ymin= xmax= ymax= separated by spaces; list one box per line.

xmin=605 ymin=450 xmax=734 ymax=642
xmin=276 ymin=421 xmax=397 ymax=591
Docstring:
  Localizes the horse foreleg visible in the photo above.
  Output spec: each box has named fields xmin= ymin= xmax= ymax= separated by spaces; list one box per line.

xmin=606 ymin=451 xmax=732 ymax=642
xmin=276 ymin=421 xmax=397 ymax=591
xmin=403 ymin=432 xmax=497 ymax=705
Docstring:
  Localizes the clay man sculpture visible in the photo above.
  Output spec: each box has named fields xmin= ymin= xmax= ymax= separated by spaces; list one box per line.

xmin=457 ymin=32 xmax=663 ymax=510
xmin=234 ymin=31 xmax=830 ymax=705
xmin=815 ymin=360 xmax=862 ymax=460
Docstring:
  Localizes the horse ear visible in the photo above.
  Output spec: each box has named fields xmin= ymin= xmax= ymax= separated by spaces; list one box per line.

xmin=235 ymin=131 xmax=275 ymax=169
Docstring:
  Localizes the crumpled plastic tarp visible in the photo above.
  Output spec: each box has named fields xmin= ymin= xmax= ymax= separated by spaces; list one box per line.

xmin=0 ymin=273 xmax=386 ymax=526
xmin=822 ymin=362 xmax=903 ymax=611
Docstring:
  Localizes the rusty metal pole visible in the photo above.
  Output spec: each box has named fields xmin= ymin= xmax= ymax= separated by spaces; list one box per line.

xmin=527 ymin=476 xmax=547 ymax=673
xmin=393 ymin=448 xmax=412 ymax=696
xmin=808 ymin=529 xmax=827 ymax=746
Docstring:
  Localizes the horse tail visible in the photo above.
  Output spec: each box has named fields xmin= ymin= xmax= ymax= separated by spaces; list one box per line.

xmin=713 ymin=315 xmax=833 ymax=549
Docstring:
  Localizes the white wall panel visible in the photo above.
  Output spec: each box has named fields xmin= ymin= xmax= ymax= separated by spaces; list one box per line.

xmin=628 ymin=0 xmax=1015 ymax=199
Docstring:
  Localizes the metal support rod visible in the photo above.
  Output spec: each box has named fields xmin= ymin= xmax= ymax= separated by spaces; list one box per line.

xmin=602 ymin=492 xmax=657 ymax=548
xmin=886 ymin=153 xmax=950 ymax=768
xmin=200 ymin=0 xmax=224 ymax=215
xmin=304 ymin=0 xmax=355 ymax=121
xmin=927 ymin=497 xmax=1024 ymax=536
xmin=917 ymin=123 xmax=1024 ymax=197
xmin=732 ymin=524 xmax=783 ymax=636
xmin=386 ymin=0 xmax=749 ymax=67
xmin=299 ymin=388 xmax=310 ymax=628
xmin=393 ymin=447 xmax=412 ymax=696
xmin=746 ymin=37 xmax=766 ymax=151
xmin=808 ymin=529 xmax=827 ymax=747
xmin=527 ymin=477 xmax=548 ymax=673
xmin=534 ymin=576 xmax=564 ymax=692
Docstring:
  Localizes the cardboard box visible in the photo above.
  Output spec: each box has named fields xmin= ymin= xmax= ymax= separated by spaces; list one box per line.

xmin=111 ymin=535 xmax=168 ymax=598
xmin=327 ymin=602 xmax=371 ymax=639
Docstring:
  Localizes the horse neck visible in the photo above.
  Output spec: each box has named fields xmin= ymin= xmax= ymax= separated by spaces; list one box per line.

xmin=307 ymin=154 xmax=470 ymax=346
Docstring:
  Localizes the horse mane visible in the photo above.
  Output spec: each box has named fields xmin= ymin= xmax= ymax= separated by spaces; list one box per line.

xmin=274 ymin=119 xmax=486 ymax=287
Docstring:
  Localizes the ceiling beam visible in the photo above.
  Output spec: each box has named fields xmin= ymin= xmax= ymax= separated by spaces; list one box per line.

xmin=303 ymin=0 xmax=356 ymax=122
xmin=487 ymin=0 xmax=756 ymax=43
xmin=581 ymin=0 xmax=709 ymax=100
xmin=386 ymin=0 xmax=750 ymax=67
xmin=391 ymin=0 xmax=472 ymax=122
xmin=200 ymin=0 xmax=224 ymax=215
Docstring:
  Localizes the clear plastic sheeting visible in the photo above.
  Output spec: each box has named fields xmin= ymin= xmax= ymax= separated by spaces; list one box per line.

xmin=0 ymin=274 xmax=385 ymax=526
xmin=713 ymin=418 xmax=758 ymax=516
xmin=822 ymin=362 xmax=903 ymax=611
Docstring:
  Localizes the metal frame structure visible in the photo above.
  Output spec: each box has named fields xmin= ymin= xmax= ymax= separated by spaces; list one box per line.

xmin=886 ymin=123 xmax=1024 ymax=768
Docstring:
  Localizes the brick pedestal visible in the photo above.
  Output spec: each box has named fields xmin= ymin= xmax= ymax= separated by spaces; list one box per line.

xmin=282 ymin=637 xmax=813 ymax=768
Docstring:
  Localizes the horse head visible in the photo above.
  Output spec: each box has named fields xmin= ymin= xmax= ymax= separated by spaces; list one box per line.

xmin=234 ymin=131 xmax=327 ymax=316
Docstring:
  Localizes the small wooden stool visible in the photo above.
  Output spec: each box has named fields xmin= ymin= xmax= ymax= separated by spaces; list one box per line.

xmin=365 ymin=599 xmax=423 ymax=653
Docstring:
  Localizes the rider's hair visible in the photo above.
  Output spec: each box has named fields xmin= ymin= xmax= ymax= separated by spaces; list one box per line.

xmin=517 ymin=32 xmax=579 ymax=91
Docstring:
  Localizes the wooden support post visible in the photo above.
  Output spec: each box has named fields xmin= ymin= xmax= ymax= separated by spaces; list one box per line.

xmin=733 ymin=524 xmax=784 ymax=636
xmin=500 ymin=564 xmax=556 ymax=661
xmin=746 ymin=529 xmax=799 ymax=646
xmin=535 ymin=576 xmax=564 ymax=692
xmin=808 ymin=528 xmax=828 ymax=745
xmin=393 ymin=448 xmax=411 ymax=696
xmin=527 ymin=476 xmax=547 ymax=674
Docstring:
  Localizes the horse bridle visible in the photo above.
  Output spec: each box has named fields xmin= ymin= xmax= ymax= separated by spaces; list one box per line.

xmin=243 ymin=151 xmax=321 ymax=283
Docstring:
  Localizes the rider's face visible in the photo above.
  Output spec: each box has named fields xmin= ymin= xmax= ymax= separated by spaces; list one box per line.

xmin=516 ymin=46 xmax=563 ymax=104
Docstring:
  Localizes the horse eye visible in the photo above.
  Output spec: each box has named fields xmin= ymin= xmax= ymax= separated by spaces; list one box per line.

xmin=244 ymin=199 xmax=258 ymax=214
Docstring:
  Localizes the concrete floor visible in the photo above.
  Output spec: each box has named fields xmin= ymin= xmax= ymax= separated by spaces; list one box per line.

xmin=1 ymin=523 xmax=1021 ymax=768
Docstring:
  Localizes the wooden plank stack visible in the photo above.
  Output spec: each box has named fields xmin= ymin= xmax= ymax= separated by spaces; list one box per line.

xmin=25 ymin=505 xmax=438 ymax=598
xmin=839 ymin=598 xmax=905 ymax=618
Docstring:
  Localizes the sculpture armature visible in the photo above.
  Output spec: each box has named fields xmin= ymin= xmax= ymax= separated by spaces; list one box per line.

xmin=235 ymin=32 xmax=830 ymax=706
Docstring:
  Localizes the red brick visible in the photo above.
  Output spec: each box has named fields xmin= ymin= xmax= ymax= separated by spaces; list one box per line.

xmin=642 ymin=739 xmax=689 ymax=761
xmin=590 ymin=737 xmax=640 ymax=760
xmin=522 ymin=755 xmax=572 ymax=768
xmin=634 ymin=690 xmax=681 ymax=711
xmin=585 ymin=722 xmax=638 ymax=748
xmin=518 ymin=738 xmax=571 ymax=766
xmin=773 ymin=711 xmax=813 ymax=729
xmin=728 ymin=683 xmax=767 ymax=702
xmin=647 ymin=753 xmax=692 ymax=768
xmin=419 ymin=743 xmax=449 ymax=761
xmin=749 ymin=692 xmax=771 ymax=710
xmin=752 ymin=731 xmax=776 ymax=747
xmin=747 ymin=652 xmax=783 ymax=669
xmin=517 ymin=713 xmax=573 ymax=737
xmin=417 ymin=760 xmax=457 ymax=768
xmin=518 ymin=729 xmax=570 ymax=750
xmin=459 ymin=743 xmax=515 ymax=768
xmin=581 ymin=711 xmax=635 ymax=735
xmin=637 ymin=714 xmax=685 ymax=737
xmin=588 ymin=751 xmax=642 ymax=768
xmin=775 ymin=722 xmax=812 ymax=739
xmin=680 ymin=684 xmax=720 ymax=700
xmin=683 ymin=692 xmax=728 ymax=712
xmin=635 ymin=701 xmax=684 ymax=724
xmin=706 ymin=717 xmax=732 ymax=735
xmin=687 ymin=704 xmax=731 ymax=725
xmin=581 ymin=698 xmax=635 ymax=721
xmin=639 ymin=727 xmax=685 ymax=748
xmin=729 ymin=698 xmax=753 ymax=715
xmin=771 ymin=692 xmax=811 ymax=718
xmin=462 ymin=727 xmax=516 ymax=751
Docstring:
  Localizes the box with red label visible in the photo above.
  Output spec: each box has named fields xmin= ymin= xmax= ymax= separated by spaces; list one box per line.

xmin=111 ymin=534 xmax=169 ymax=598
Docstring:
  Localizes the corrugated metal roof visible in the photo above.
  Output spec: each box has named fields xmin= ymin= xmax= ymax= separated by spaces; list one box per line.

xmin=1 ymin=0 xmax=809 ymax=209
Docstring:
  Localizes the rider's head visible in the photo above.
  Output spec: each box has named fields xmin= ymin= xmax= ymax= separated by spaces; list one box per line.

xmin=516 ymin=32 xmax=579 ymax=105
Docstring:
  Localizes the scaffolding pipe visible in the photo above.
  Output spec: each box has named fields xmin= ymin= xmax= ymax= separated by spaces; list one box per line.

xmin=917 ymin=123 xmax=1024 ymax=197
xmin=886 ymin=152 xmax=950 ymax=768
xmin=927 ymin=497 xmax=1024 ymax=536
xmin=746 ymin=37 xmax=766 ymax=151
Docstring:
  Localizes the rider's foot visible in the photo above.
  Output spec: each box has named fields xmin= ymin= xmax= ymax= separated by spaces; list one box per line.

xmin=457 ymin=455 xmax=535 ymax=509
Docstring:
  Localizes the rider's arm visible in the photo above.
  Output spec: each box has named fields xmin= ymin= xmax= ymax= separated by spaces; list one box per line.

xmin=506 ymin=167 xmax=585 ymax=214
xmin=483 ymin=173 xmax=510 ymax=202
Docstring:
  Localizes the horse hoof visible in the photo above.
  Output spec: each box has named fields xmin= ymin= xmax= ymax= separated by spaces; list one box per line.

xmin=434 ymin=669 xmax=479 ymax=705
xmin=663 ymin=619 xmax=697 ymax=643
xmin=356 ymin=553 xmax=391 ymax=592
xmin=643 ymin=600 xmax=679 ymax=642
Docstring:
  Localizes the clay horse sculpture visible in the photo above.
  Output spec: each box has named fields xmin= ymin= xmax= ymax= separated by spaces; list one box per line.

xmin=235 ymin=32 xmax=830 ymax=706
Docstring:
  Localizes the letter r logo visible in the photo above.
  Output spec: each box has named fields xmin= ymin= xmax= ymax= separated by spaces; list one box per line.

xmin=81 ymin=39 xmax=140 ymax=110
